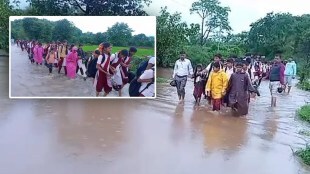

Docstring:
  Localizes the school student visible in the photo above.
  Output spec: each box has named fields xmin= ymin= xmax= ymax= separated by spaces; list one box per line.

xmin=77 ymin=44 xmax=85 ymax=76
xmin=94 ymin=42 xmax=112 ymax=97
xmin=120 ymin=47 xmax=137 ymax=85
xmin=66 ymin=46 xmax=79 ymax=79
xmin=109 ymin=49 xmax=129 ymax=97
xmin=137 ymin=68 xmax=155 ymax=97
xmin=45 ymin=48 xmax=57 ymax=75
xmin=227 ymin=62 xmax=256 ymax=116
xmin=58 ymin=42 xmax=68 ymax=75
xmin=35 ymin=43 xmax=44 ymax=65
xmin=206 ymin=62 xmax=228 ymax=112
xmin=193 ymin=64 xmax=205 ymax=105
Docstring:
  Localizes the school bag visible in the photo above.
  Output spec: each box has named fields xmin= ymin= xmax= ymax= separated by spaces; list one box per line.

xmin=86 ymin=54 xmax=105 ymax=78
xmin=129 ymin=78 xmax=154 ymax=97
xmin=136 ymin=59 xmax=149 ymax=78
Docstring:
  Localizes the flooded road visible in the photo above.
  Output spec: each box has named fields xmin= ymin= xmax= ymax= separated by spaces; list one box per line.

xmin=10 ymin=45 xmax=129 ymax=97
xmin=2 ymin=58 xmax=310 ymax=174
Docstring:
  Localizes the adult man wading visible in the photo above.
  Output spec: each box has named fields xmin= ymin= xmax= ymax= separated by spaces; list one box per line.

xmin=265 ymin=54 xmax=285 ymax=107
xmin=284 ymin=58 xmax=297 ymax=94
xmin=172 ymin=51 xmax=194 ymax=103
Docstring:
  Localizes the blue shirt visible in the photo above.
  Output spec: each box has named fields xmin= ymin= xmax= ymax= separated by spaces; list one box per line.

xmin=284 ymin=61 xmax=297 ymax=76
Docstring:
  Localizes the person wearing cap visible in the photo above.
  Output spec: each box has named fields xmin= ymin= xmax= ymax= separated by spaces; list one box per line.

xmin=120 ymin=47 xmax=137 ymax=85
xmin=284 ymin=58 xmax=297 ymax=94
xmin=94 ymin=42 xmax=112 ymax=97
xmin=66 ymin=46 xmax=79 ymax=79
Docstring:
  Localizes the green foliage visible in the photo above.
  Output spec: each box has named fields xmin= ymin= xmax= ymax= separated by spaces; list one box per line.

xmin=298 ymin=80 xmax=310 ymax=91
xmin=296 ymin=146 xmax=310 ymax=165
xmin=106 ymin=22 xmax=134 ymax=46
xmin=52 ymin=19 xmax=74 ymax=42
xmin=82 ymin=45 xmax=154 ymax=57
xmin=298 ymin=105 xmax=310 ymax=123
xmin=11 ymin=18 xmax=154 ymax=48
xmin=156 ymin=7 xmax=193 ymax=67
xmin=26 ymin=0 xmax=151 ymax=16
xmin=0 ymin=0 xmax=13 ymax=52
xmin=190 ymin=0 xmax=231 ymax=46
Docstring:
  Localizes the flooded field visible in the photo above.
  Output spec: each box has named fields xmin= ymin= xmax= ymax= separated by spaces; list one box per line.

xmin=1 ymin=57 xmax=310 ymax=174
xmin=10 ymin=45 xmax=129 ymax=97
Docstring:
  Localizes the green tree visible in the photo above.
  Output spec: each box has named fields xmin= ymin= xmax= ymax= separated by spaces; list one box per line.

xmin=0 ymin=0 xmax=14 ymax=51
xmin=22 ymin=18 xmax=44 ymax=40
xmin=106 ymin=22 xmax=133 ymax=46
xmin=156 ymin=7 xmax=189 ymax=67
xmin=26 ymin=0 xmax=151 ymax=15
xmin=52 ymin=19 xmax=74 ymax=42
xmin=190 ymin=0 xmax=231 ymax=46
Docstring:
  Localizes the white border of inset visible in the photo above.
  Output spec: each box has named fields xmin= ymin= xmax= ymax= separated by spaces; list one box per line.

xmin=9 ymin=16 xmax=157 ymax=99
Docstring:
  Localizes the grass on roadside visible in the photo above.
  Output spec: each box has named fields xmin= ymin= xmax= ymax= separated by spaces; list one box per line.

xmin=296 ymin=146 xmax=310 ymax=165
xmin=298 ymin=105 xmax=310 ymax=123
xmin=83 ymin=45 xmax=154 ymax=57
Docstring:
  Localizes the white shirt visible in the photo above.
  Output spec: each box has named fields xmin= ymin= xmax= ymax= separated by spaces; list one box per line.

xmin=225 ymin=67 xmax=234 ymax=79
xmin=173 ymin=59 xmax=193 ymax=78
xmin=97 ymin=54 xmax=109 ymax=68
xmin=139 ymin=69 xmax=154 ymax=97
xmin=148 ymin=56 xmax=155 ymax=65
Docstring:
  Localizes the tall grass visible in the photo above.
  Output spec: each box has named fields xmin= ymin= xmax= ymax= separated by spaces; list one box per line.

xmin=83 ymin=45 xmax=154 ymax=57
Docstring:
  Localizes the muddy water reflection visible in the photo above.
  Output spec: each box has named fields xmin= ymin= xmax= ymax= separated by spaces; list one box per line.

xmin=0 ymin=60 xmax=310 ymax=173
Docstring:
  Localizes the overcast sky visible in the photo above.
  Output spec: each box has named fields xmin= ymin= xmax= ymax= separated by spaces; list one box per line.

xmin=14 ymin=0 xmax=310 ymax=34
xmin=10 ymin=16 xmax=156 ymax=36
xmin=146 ymin=0 xmax=310 ymax=33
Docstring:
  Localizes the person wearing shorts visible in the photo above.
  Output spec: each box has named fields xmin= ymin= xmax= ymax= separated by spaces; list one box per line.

xmin=265 ymin=54 xmax=285 ymax=107
xmin=284 ymin=58 xmax=297 ymax=94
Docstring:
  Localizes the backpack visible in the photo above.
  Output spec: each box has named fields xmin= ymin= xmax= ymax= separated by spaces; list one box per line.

xmin=136 ymin=60 xmax=149 ymax=78
xmin=129 ymin=78 xmax=154 ymax=97
xmin=86 ymin=55 xmax=105 ymax=78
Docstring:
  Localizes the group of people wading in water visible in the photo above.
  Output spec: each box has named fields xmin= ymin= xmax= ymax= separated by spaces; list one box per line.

xmin=172 ymin=51 xmax=297 ymax=116
xmin=15 ymin=40 xmax=155 ymax=97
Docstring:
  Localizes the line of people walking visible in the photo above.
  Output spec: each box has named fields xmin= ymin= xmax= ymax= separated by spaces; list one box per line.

xmin=15 ymin=39 xmax=155 ymax=97
xmin=172 ymin=51 xmax=297 ymax=116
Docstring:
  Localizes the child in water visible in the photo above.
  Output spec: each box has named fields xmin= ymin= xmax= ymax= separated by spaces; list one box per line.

xmin=227 ymin=61 xmax=256 ymax=116
xmin=206 ymin=62 xmax=228 ymax=112
xmin=193 ymin=64 xmax=205 ymax=105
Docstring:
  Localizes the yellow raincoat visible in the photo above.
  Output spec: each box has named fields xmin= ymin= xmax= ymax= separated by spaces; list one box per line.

xmin=206 ymin=70 xmax=228 ymax=99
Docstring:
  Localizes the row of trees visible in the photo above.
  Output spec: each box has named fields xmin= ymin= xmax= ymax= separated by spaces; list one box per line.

xmin=11 ymin=18 xmax=154 ymax=47
xmin=0 ymin=0 xmax=152 ymax=51
xmin=157 ymin=0 xmax=310 ymax=83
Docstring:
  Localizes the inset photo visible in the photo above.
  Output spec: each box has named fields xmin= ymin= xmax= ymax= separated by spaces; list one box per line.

xmin=9 ymin=16 xmax=156 ymax=98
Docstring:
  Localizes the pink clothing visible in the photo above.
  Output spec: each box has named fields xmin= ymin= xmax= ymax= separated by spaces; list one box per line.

xmin=66 ymin=52 xmax=78 ymax=79
xmin=33 ymin=45 xmax=38 ymax=63
xmin=36 ymin=46 xmax=44 ymax=64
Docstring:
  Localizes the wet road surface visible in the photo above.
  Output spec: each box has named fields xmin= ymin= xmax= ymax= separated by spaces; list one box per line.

xmin=1 ymin=59 xmax=310 ymax=174
xmin=10 ymin=45 xmax=129 ymax=97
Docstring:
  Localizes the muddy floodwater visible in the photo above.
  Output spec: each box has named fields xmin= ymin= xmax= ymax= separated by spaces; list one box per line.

xmin=2 ymin=57 xmax=310 ymax=174
xmin=10 ymin=45 xmax=129 ymax=97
